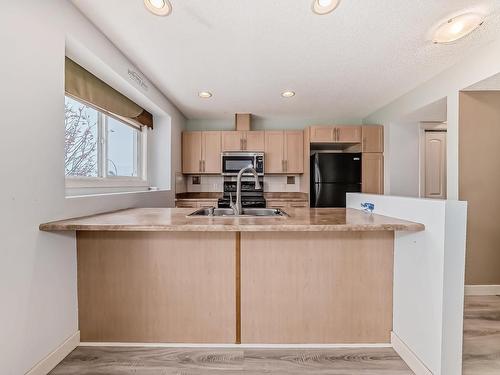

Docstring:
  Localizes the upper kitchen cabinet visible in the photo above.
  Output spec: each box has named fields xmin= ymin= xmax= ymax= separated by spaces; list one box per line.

xmin=222 ymin=131 xmax=264 ymax=151
xmin=362 ymin=125 xmax=384 ymax=153
xmin=336 ymin=126 xmax=362 ymax=143
xmin=245 ymin=131 xmax=265 ymax=151
xmin=309 ymin=126 xmax=361 ymax=143
xmin=182 ymin=131 xmax=221 ymax=174
xmin=182 ymin=132 xmax=202 ymax=174
xmin=264 ymin=130 xmax=304 ymax=174
xmin=362 ymin=153 xmax=384 ymax=194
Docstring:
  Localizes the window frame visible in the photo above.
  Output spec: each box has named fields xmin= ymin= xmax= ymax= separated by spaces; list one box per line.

xmin=64 ymin=95 xmax=149 ymax=192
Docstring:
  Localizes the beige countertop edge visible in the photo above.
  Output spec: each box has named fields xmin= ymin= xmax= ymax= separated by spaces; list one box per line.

xmin=39 ymin=223 xmax=424 ymax=232
xmin=38 ymin=208 xmax=425 ymax=233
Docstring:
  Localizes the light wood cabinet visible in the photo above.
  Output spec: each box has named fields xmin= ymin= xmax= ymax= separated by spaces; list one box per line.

xmin=362 ymin=153 xmax=384 ymax=194
xmin=267 ymin=199 xmax=308 ymax=209
xmin=362 ymin=125 xmax=384 ymax=153
xmin=310 ymin=126 xmax=334 ymax=143
xmin=182 ymin=132 xmax=202 ymax=174
xmin=221 ymin=131 xmax=244 ymax=151
xmin=202 ymin=131 xmax=222 ymax=173
xmin=182 ymin=131 xmax=221 ymax=174
xmin=176 ymin=199 xmax=218 ymax=208
xmin=264 ymin=130 xmax=304 ymax=174
xmin=265 ymin=131 xmax=286 ymax=173
xmin=221 ymin=131 xmax=264 ymax=151
xmin=310 ymin=126 xmax=361 ymax=143
xmin=336 ymin=126 xmax=362 ymax=143
xmin=245 ymin=131 xmax=265 ymax=151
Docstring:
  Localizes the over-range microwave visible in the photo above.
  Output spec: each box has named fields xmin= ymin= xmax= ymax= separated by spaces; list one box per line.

xmin=221 ymin=152 xmax=264 ymax=176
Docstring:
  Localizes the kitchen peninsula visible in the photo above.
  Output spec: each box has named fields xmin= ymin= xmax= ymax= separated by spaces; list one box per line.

xmin=40 ymin=207 xmax=424 ymax=345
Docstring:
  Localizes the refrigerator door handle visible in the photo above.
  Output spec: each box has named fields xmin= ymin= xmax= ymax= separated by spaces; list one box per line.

xmin=315 ymin=183 xmax=321 ymax=207
xmin=314 ymin=154 xmax=322 ymax=184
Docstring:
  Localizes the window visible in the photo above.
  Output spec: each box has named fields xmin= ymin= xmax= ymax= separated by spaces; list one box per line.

xmin=65 ymin=96 xmax=147 ymax=191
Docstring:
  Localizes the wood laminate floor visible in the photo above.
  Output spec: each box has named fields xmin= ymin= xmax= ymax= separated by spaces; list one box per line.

xmin=463 ymin=295 xmax=500 ymax=375
xmin=49 ymin=347 xmax=413 ymax=375
xmin=49 ymin=296 xmax=500 ymax=375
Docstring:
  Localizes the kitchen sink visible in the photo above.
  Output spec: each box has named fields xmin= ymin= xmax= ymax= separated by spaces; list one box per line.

xmin=187 ymin=207 xmax=288 ymax=218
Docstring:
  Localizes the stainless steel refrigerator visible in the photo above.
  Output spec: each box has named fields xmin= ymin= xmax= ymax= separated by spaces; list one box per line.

xmin=310 ymin=153 xmax=362 ymax=208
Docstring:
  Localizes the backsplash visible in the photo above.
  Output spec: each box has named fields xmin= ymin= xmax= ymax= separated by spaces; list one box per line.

xmin=186 ymin=175 xmax=302 ymax=193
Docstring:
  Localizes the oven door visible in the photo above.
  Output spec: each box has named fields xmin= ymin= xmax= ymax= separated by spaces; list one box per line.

xmin=221 ymin=155 xmax=256 ymax=175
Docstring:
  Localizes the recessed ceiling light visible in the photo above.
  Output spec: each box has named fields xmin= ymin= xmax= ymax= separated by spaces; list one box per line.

xmin=198 ymin=91 xmax=213 ymax=99
xmin=144 ymin=0 xmax=172 ymax=16
xmin=312 ymin=0 xmax=341 ymax=15
xmin=433 ymin=13 xmax=484 ymax=44
xmin=281 ymin=91 xmax=296 ymax=98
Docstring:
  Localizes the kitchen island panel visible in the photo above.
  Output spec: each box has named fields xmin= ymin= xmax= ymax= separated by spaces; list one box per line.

xmin=77 ymin=231 xmax=237 ymax=343
xmin=240 ymin=231 xmax=394 ymax=344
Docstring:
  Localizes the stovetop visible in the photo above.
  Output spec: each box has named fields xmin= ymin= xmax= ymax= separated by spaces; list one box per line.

xmin=218 ymin=180 xmax=266 ymax=208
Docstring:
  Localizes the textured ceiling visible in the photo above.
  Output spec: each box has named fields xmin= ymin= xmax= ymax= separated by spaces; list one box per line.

xmin=71 ymin=0 xmax=500 ymax=122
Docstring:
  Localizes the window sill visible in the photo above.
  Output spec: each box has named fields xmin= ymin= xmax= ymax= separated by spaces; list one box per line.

xmin=66 ymin=177 xmax=149 ymax=189
xmin=65 ymin=188 xmax=170 ymax=199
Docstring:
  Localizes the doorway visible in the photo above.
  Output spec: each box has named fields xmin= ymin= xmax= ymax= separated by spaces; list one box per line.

xmin=420 ymin=122 xmax=447 ymax=199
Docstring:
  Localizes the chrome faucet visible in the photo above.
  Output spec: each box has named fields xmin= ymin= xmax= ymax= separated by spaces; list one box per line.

xmin=229 ymin=167 xmax=261 ymax=216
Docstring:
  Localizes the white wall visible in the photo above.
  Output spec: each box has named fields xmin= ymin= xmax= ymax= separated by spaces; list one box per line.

xmin=347 ymin=194 xmax=467 ymax=375
xmin=0 ymin=1 xmax=185 ymax=374
xmin=386 ymin=122 xmax=421 ymax=197
xmin=364 ymin=37 xmax=500 ymax=199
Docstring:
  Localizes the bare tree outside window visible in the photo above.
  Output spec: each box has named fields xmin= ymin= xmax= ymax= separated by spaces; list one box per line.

xmin=64 ymin=97 xmax=98 ymax=177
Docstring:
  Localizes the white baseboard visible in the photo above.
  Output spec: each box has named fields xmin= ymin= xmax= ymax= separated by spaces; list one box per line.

xmin=391 ymin=332 xmax=432 ymax=375
xmin=80 ymin=342 xmax=391 ymax=349
xmin=465 ymin=285 xmax=500 ymax=296
xmin=25 ymin=331 xmax=80 ymax=375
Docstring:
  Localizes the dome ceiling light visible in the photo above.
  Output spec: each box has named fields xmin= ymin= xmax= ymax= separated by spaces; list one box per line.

xmin=281 ymin=91 xmax=296 ymax=98
xmin=198 ymin=91 xmax=213 ymax=99
xmin=433 ymin=13 xmax=484 ymax=44
xmin=312 ymin=0 xmax=341 ymax=15
xmin=144 ymin=0 xmax=172 ymax=16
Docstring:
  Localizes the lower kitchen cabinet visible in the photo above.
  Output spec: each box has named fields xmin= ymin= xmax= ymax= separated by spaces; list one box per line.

xmin=77 ymin=231 xmax=236 ymax=343
xmin=240 ymin=231 xmax=393 ymax=343
xmin=175 ymin=199 xmax=218 ymax=208
xmin=267 ymin=199 xmax=308 ymax=209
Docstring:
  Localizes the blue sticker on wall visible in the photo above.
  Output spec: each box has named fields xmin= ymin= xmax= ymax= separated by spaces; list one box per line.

xmin=361 ymin=202 xmax=375 ymax=213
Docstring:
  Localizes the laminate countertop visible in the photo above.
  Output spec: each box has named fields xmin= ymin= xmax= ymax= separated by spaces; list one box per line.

xmin=39 ymin=208 xmax=424 ymax=232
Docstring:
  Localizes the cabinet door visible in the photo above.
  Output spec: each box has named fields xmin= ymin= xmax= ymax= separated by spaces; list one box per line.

xmin=362 ymin=153 xmax=384 ymax=194
xmin=336 ymin=126 xmax=362 ymax=143
xmin=222 ymin=131 xmax=244 ymax=151
xmin=264 ymin=131 xmax=285 ymax=173
xmin=362 ymin=126 xmax=384 ymax=153
xmin=245 ymin=131 xmax=265 ymax=151
xmin=197 ymin=200 xmax=218 ymax=208
xmin=284 ymin=131 xmax=304 ymax=173
xmin=266 ymin=200 xmax=289 ymax=209
xmin=182 ymin=132 xmax=202 ymax=174
xmin=202 ymin=131 xmax=221 ymax=173
xmin=175 ymin=200 xmax=198 ymax=208
xmin=289 ymin=201 xmax=308 ymax=208
xmin=310 ymin=126 xmax=334 ymax=143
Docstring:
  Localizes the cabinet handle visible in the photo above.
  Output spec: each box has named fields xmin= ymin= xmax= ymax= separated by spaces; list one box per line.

xmin=199 ymin=160 xmax=202 ymax=172
xmin=284 ymin=160 xmax=288 ymax=172
xmin=244 ymin=138 xmax=247 ymax=150
xmin=362 ymin=137 xmax=366 ymax=151
xmin=282 ymin=160 xmax=285 ymax=173
xmin=203 ymin=160 xmax=206 ymax=172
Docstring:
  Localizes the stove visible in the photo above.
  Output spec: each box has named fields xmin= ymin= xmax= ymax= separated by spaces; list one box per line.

xmin=217 ymin=179 xmax=266 ymax=208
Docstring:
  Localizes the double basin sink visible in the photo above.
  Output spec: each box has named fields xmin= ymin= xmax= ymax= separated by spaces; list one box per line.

xmin=188 ymin=207 xmax=288 ymax=218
